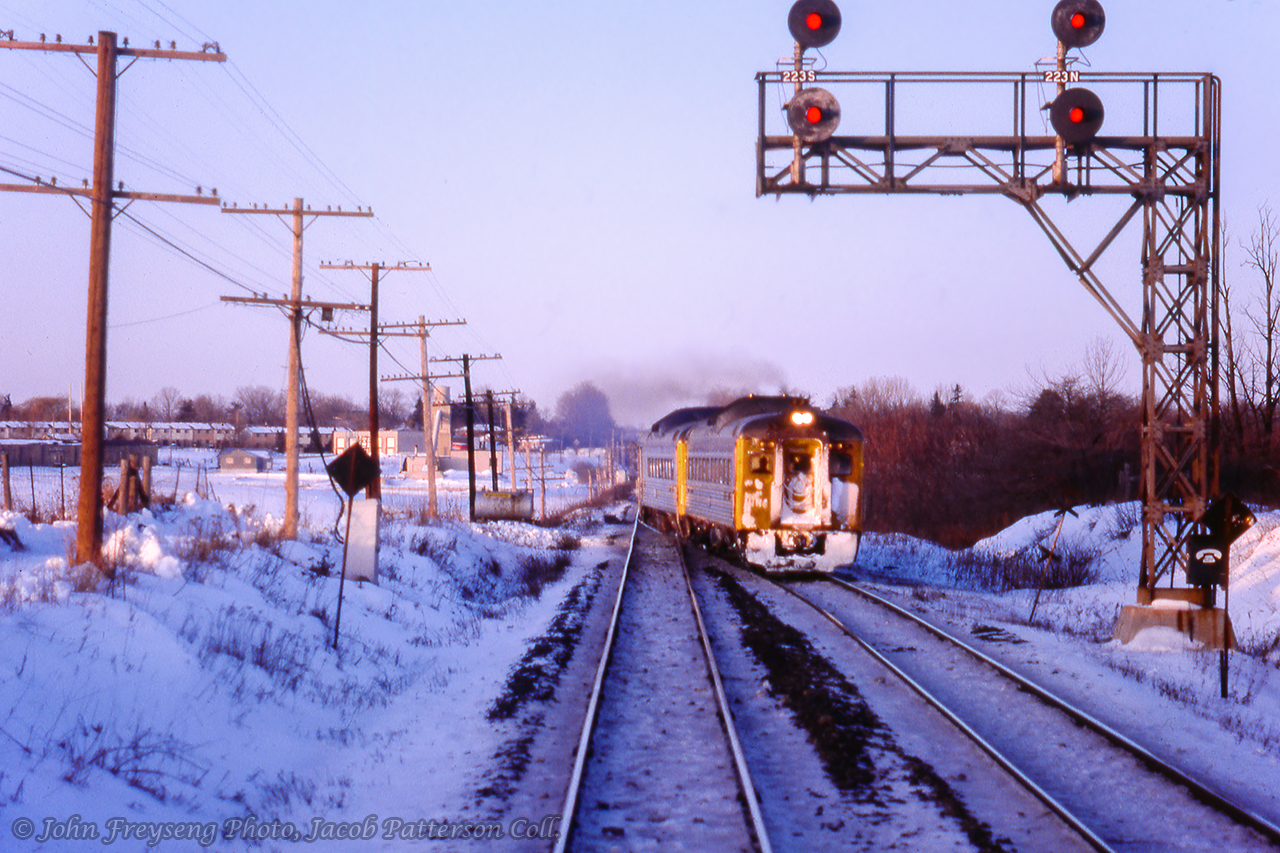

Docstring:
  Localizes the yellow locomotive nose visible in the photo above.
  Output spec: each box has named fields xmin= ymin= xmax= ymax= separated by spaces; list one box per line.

xmin=639 ymin=395 xmax=864 ymax=572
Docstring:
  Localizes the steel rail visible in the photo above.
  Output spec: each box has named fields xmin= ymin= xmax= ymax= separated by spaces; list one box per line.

xmin=824 ymin=576 xmax=1280 ymax=847
xmin=551 ymin=513 xmax=639 ymax=853
xmin=676 ymin=541 xmax=774 ymax=853
xmin=765 ymin=578 xmax=1114 ymax=853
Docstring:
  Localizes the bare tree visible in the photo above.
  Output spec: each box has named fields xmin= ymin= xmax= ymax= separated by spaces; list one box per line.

xmin=378 ymin=387 xmax=409 ymax=428
xmin=13 ymin=396 xmax=67 ymax=421
xmin=830 ymin=376 xmax=917 ymax=420
xmin=187 ymin=393 xmax=228 ymax=423
xmin=553 ymin=381 xmax=616 ymax=448
xmin=1223 ymin=205 xmax=1280 ymax=454
xmin=1243 ymin=205 xmax=1280 ymax=452
xmin=1082 ymin=336 xmax=1126 ymax=401
xmin=309 ymin=392 xmax=361 ymax=430
xmin=236 ymin=385 xmax=285 ymax=426
xmin=1220 ymin=215 xmax=1247 ymax=453
xmin=153 ymin=386 xmax=183 ymax=422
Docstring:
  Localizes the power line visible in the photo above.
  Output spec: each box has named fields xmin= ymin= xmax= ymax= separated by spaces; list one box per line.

xmin=0 ymin=79 xmax=94 ymax=139
xmin=133 ymin=0 xmax=211 ymax=45
xmin=221 ymin=62 xmax=365 ymax=207
xmin=0 ymin=132 xmax=88 ymax=175
xmin=109 ymin=301 xmax=218 ymax=329
xmin=117 ymin=209 xmax=257 ymax=293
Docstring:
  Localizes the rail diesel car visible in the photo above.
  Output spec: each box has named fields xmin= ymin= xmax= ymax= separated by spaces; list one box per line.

xmin=638 ymin=396 xmax=865 ymax=572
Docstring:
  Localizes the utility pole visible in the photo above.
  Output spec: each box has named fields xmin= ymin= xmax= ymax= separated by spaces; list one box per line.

xmin=540 ymin=442 xmax=547 ymax=521
xmin=349 ymin=315 xmax=466 ymax=517
xmin=220 ymin=292 xmax=369 ymax=533
xmin=504 ymin=394 xmax=520 ymax=491
xmin=485 ymin=391 xmax=499 ymax=490
xmin=383 ymin=362 xmax=465 ymax=515
xmin=481 ymin=389 xmax=521 ymax=491
xmin=0 ymin=31 xmax=225 ymax=567
xmin=523 ymin=438 xmax=533 ymax=494
xmin=319 ymin=262 xmax=431 ymax=500
xmin=464 ymin=357 xmax=476 ymax=519
xmin=221 ymin=201 xmax=372 ymax=538
xmin=427 ymin=354 xmax=501 ymax=520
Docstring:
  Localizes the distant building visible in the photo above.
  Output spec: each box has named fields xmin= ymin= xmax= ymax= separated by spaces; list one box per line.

xmin=0 ymin=440 xmax=156 ymax=468
xmin=0 ymin=421 xmax=62 ymax=440
xmin=218 ymin=449 xmax=271 ymax=472
xmin=402 ymin=450 xmax=501 ymax=478
xmin=333 ymin=429 xmax=417 ymax=458
xmin=146 ymin=422 xmax=235 ymax=447
xmin=437 ymin=448 xmax=503 ymax=475
xmin=242 ymin=426 xmax=282 ymax=450
xmin=0 ymin=440 xmax=78 ymax=467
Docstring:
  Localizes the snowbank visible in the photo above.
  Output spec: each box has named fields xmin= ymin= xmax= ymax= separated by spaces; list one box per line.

xmin=0 ymin=498 xmax=601 ymax=850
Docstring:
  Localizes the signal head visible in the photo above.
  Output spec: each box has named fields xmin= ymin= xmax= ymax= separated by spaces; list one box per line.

xmin=786 ymin=87 xmax=841 ymax=143
xmin=1050 ymin=87 xmax=1104 ymax=145
xmin=1051 ymin=0 xmax=1105 ymax=49
xmin=788 ymin=0 xmax=842 ymax=49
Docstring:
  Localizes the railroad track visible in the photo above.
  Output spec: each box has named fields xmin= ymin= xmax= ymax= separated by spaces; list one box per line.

xmin=739 ymin=566 xmax=1280 ymax=852
xmin=552 ymin=521 xmax=771 ymax=853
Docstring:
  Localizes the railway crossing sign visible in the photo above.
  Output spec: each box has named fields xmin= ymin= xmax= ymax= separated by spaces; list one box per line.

xmin=1199 ymin=493 xmax=1256 ymax=548
xmin=327 ymin=443 xmax=380 ymax=497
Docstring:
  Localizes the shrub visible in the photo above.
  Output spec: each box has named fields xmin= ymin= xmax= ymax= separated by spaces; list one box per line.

xmin=514 ymin=551 xmax=572 ymax=599
xmin=412 ymin=531 xmax=456 ymax=568
xmin=57 ymin=716 xmax=204 ymax=800
xmin=954 ymin=541 xmax=1098 ymax=592
xmin=195 ymin=606 xmax=309 ymax=691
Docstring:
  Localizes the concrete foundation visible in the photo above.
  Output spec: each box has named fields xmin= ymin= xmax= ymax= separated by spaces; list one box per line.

xmin=1113 ymin=604 xmax=1236 ymax=650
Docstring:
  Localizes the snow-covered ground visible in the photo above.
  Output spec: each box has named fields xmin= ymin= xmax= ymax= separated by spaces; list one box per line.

xmin=859 ymin=500 xmax=1280 ymax=656
xmin=853 ymin=502 xmax=1280 ymax=829
xmin=2 ymin=459 xmax=1279 ymax=850
xmin=0 ymin=447 xmax=622 ymax=532
xmin=0 ymin=455 xmax=626 ymax=851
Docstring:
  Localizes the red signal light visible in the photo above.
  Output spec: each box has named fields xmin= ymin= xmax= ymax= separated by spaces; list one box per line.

xmin=1052 ymin=1 xmax=1105 ymax=49
xmin=1050 ymin=87 xmax=1105 ymax=145
xmin=789 ymin=0 xmax=841 ymax=49
xmin=787 ymin=87 xmax=841 ymax=142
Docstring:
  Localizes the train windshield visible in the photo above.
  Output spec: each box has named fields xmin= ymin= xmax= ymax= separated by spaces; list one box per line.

xmin=782 ymin=448 xmax=817 ymax=523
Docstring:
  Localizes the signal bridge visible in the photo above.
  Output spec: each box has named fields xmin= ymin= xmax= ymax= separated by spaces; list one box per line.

xmin=763 ymin=1 xmax=1228 ymax=656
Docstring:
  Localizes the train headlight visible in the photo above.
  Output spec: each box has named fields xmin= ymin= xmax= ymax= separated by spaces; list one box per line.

xmin=790 ymin=411 xmax=815 ymax=426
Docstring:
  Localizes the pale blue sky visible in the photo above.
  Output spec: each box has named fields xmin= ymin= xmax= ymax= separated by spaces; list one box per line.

xmin=1 ymin=0 xmax=1276 ymax=427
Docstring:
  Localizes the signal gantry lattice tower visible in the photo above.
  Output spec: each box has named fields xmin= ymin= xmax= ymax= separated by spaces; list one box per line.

xmin=760 ymin=1 xmax=1222 ymax=619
